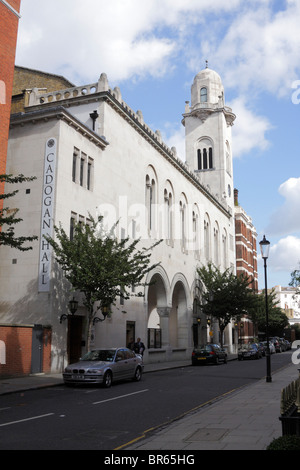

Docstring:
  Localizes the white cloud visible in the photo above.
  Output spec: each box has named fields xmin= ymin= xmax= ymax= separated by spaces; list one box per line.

xmin=16 ymin=0 xmax=244 ymax=84
xmin=230 ymin=98 xmax=272 ymax=157
xmin=192 ymin=1 xmax=300 ymax=97
xmin=162 ymin=124 xmax=186 ymax=161
xmin=267 ymin=178 xmax=300 ymax=236
xmin=268 ymin=236 xmax=300 ymax=274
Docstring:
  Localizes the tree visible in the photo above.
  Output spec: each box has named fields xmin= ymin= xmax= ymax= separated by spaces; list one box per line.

xmin=252 ymin=289 xmax=289 ymax=337
xmin=0 ymin=174 xmax=38 ymax=251
xmin=196 ymin=263 xmax=258 ymax=347
xmin=290 ymin=264 xmax=300 ymax=293
xmin=44 ymin=215 xmax=161 ymax=349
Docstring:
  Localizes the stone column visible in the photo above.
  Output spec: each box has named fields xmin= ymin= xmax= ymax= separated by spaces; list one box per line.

xmin=157 ymin=307 xmax=171 ymax=348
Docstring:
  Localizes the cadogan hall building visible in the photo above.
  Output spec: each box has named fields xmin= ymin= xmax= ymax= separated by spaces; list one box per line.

xmin=0 ymin=65 xmax=240 ymax=376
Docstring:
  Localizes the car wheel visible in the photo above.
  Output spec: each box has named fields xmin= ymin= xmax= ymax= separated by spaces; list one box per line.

xmin=133 ymin=367 xmax=142 ymax=382
xmin=103 ymin=371 xmax=112 ymax=388
xmin=224 ymin=356 xmax=227 ymax=364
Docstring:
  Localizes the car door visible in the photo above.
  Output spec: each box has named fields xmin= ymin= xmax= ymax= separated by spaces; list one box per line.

xmin=113 ymin=349 xmax=126 ymax=380
xmin=123 ymin=348 xmax=138 ymax=378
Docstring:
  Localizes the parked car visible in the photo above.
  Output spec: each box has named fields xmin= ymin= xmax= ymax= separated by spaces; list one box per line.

xmin=238 ymin=343 xmax=262 ymax=360
xmin=284 ymin=339 xmax=291 ymax=350
xmin=270 ymin=337 xmax=283 ymax=353
xmin=63 ymin=348 xmax=144 ymax=387
xmin=261 ymin=340 xmax=276 ymax=354
xmin=258 ymin=342 xmax=266 ymax=356
xmin=191 ymin=344 xmax=227 ymax=365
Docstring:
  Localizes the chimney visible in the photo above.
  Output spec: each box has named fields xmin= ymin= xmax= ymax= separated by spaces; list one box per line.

xmin=234 ymin=188 xmax=239 ymax=206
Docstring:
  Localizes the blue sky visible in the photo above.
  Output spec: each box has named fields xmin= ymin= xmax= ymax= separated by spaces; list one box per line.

xmin=15 ymin=0 xmax=300 ymax=289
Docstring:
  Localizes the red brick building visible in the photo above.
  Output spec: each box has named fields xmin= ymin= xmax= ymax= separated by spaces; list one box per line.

xmin=234 ymin=188 xmax=258 ymax=343
xmin=0 ymin=1 xmax=52 ymax=377
xmin=0 ymin=0 xmax=21 ymax=204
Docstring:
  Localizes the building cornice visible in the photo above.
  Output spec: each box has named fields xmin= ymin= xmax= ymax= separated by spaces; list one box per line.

xmin=24 ymin=88 xmax=232 ymax=218
xmin=10 ymin=106 xmax=109 ymax=150
xmin=0 ymin=0 xmax=21 ymax=18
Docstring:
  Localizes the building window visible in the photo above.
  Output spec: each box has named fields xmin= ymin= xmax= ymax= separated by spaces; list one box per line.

xmin=197 ymin=146 xmax=213 ymax=170
xmin=80 ymin=156 xmax=85 ymax=186
xmin=204 ymin=215 xmax=210 ymax=260
xmin=87 ymin=158 xmax=94 ymax=191
xmin=164 ymin=189 xmax=173 ymax=244
xmin=200 ymin=87 xmax=207 ymax=103
xmin=73 ymin=148 xmax=93 ymax=190
xmin=72 ymin=148 xmax=79 ymax=182
xmin=70 ymin=213 xmax=76 ymax=240
xmin=146 ymin=175 xmax=156 ymax=232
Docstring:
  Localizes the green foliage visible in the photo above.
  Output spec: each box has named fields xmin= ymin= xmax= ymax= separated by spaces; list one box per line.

xmin=290 ymin=264 xmax=300 ymax=291
xmin=266 ymin=435 xmax=300 ymax=450
xmin=251 ymin=290 xmax=289 ymax=336
xmin=196 ymin=263 xmax=258 ymax=346
xmin=44 ymin=215 xmax=161 ymax=346
xmin=0 ymin=174 xmax=38 ymax=251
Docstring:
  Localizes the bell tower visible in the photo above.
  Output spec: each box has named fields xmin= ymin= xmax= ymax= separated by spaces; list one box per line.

xmin=183 ymin=65 xmax=236 ymax=209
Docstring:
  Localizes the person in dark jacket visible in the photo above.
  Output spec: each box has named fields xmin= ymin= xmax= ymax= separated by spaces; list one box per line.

xmin=134 ymin=338 xmax=145 ymax=356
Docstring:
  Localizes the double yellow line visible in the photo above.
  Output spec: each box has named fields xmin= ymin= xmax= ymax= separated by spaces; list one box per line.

xmin=114 ymin=386 xmax=244 ymax=450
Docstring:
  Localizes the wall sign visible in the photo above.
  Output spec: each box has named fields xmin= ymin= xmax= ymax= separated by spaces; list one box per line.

xmin=38 ymin=138 xmax=57 ymax=292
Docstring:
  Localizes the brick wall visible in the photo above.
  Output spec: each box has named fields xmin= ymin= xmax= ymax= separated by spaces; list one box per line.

xmin=0 ymin=325 xmax=52 ymax=377
xmin=0 ymin=0 xmax=21 ymax=211
xmin=11 ymin=66 xmax=75 ymax=114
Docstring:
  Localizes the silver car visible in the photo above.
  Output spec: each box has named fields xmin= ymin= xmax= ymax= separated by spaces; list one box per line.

xmin=63 ymin=348 xmax=144 ymax=387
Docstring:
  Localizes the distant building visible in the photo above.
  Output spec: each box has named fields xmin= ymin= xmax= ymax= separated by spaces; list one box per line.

xmin=233 ymin=189 xmax=258 ymax=344
xmin=11 ymin=66 xmax=75 ymax=114
xmin=1 ymin=64 xmax=248 ymax=375
xmin=273 ymin=285 xmax=300 ymax=326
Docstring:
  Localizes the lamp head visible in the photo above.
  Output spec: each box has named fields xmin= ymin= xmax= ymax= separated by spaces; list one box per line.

xmin=259 ymin=235 xmax=270 ymax=259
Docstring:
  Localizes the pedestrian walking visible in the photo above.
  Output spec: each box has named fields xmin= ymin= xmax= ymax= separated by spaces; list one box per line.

xmin=134 ymin=337 xmax=145 ymax=356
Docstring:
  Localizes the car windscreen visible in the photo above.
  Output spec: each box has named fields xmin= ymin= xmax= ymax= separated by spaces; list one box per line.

xmin=81 ymin=350 xmax=116 ymax=362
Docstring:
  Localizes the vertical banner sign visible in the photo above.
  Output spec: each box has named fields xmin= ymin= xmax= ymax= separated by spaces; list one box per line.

xmin=39 ymin=138 xmax=57 ymax=292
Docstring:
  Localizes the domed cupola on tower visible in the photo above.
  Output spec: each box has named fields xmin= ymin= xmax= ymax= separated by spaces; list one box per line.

xmin=191 ymin=67 xmax=224 ymax=110
xmin=183 ymin=64 xmax=236 ymax=210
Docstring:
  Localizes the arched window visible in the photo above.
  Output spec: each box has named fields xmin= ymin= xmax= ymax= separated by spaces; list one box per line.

xmin=145 ymin=173 xmax=156 ymax=233
xmin=179 ymin=194 xmax=188 ymax=252
xmin=214 ymin=222 xmax=220 ymax=266
xmin=204 ymin=214 xmax=210 ymax=260
xmin=192 ymin=206 xmax=200 ymax=258
xmin=197 ymin=138 xmax=214 ymax=170
xmin=222 ymin=229 xmax=228 ymax=269
xmin=164 ymin=189 xmax=173 ymax=243
xmin=200 ymin=87 xmax=207 ymax=103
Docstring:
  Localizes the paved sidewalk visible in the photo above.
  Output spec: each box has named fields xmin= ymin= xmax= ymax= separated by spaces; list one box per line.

xmin=125 ymin=362 xmax=299 ymax=451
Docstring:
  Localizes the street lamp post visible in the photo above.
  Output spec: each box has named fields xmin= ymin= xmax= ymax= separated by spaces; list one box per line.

xmin=259 ymin=235 xmax=272 ymax=383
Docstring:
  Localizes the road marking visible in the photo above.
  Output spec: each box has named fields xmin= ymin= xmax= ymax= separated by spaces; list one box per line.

xmin=0 ymin=413 xmax=54 ymax=427
xmin=93 ymin=389 xmax=149 ymax=405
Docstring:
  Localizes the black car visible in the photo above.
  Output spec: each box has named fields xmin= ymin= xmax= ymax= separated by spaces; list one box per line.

xmin=258 ymin=342 xmax=266 ymax=356
xmin=192 ymin=344 xmax=227 ymax=365
xmin=238 ymin=343 xmax=262 ymax=360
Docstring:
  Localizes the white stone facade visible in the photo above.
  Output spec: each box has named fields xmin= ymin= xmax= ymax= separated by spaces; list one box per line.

xmin=273 ymin=285 xmax=300 ymax=325
xmin=0 ymin=68 xmax=237 ymax=372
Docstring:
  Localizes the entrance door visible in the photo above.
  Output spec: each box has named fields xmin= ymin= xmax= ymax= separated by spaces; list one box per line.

xmin=67 ymin=316 xmax=83 ymax=364
xmin=31 ymin=324 xmax=43 ymax=374
xmin=126 ymin=321 xmax=135 ymax=348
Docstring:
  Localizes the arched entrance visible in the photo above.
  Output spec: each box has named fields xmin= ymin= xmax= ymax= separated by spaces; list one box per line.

xmin=147 ymin=270 xmax=169 ymax=348
xmin=169 ymin=278 xmax=189 ymax=349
